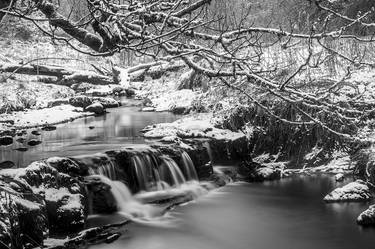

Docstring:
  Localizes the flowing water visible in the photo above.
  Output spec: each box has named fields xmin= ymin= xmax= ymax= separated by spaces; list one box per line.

xmin=2 ymin=99 xmax=375 ymax=248
xmin=90 ymin=175 xmax=375 ymax=249
xmin=0 ymin=99 xmax=179 ymax=167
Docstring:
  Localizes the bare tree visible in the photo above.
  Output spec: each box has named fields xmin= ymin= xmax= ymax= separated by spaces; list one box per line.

xmin=1 ymin=0 xmax=375 ymax=144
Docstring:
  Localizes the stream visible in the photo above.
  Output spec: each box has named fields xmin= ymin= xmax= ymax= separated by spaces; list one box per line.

xmin=2 ymin=100 xmax=375 ymax=249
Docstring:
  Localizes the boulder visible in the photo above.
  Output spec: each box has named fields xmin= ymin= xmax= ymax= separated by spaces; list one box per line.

xmin=0 ymin=136 xmax=13 ymax=146
xmin=69 ymin=95 xmax=92 ymax=108
xmin=84 ymin=176 xmax=117 ymax=214
xmin=323 ymin=180 xmax=372 ymax=202
xmin=46 ymin=157 xmax=88 ymax=177
xmin=357 ymin=205 xmax=375 ymax=226
xmin=84 ymin=102 xmax=105 ymax=115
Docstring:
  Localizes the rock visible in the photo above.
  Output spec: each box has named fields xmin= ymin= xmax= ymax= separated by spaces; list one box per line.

xmin=89 ymin=126 xmax=95 ymax=130
xmin=238 ymin=160 xmax=281 ymax=182
xmin=0 ymin=160 xmax=15 ymax=169
xmin=16 ymin=137 xmax=26 ymax=143
xmin=335 ymin=173 xmax=345 ymax=182
xmin=323 ymin=180 xmax=372 ymax=202
xmin=47 ymin=98 xmax=70 ymax=107
xmin=15 ymin=147 xmax=28 ymax=152
xmin=160 ymin=135 xmax=181 ymax=143
xmin=69 ymin=95 xmax=93 ymax=108
xmin=42 ymin=125 xmax=57 ymax=131
xmin=31 ymin=130 xmax=41 ymax=136
xmin=16 ymin=130 xmax=27 ymax=136
xmin=0 ymin=191 xmax=22 ymax=249
xmin=0 ymin=136 xmax=13 ymax=146
xmin=92 ymin=97 xmax=120 ymax=108
xmin=28 ymin=139 xmax=42 ymax=146
xmin=46 ymin=157 xmax=88 ymax=177
xmin=170 ymin=106 xmax=189 ymax=114
xmin=84 ymin=102 xmax=105 ymax=115
xmin=141 ymin=107 xmax=156 ymax=112
xmin=357 ymin=205 xmax=375 ymax=226
xmin=125 ymin=88 xmax=136 ymax=97
xmin=84 ymin=176 xmax=117 ymax=214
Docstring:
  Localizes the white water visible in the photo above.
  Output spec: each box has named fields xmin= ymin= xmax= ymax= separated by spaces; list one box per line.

xmin=92 ymin=175 xmax=209 ymax=226
xmin=180 ymin=151 xmax=199 ymax=181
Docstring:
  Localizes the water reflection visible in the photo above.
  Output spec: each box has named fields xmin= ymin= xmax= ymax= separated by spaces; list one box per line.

xmin=0 ymin=104 xmax=179 ymax=167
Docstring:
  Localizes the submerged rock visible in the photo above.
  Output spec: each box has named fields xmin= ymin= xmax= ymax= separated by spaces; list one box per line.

xmin=28 ymin=139 xmax=42 ymax=146
xmin=15 ymin=147 xmax=28 ymax=152
xmin=0 ymin=136 xmax=13 ymax=146
xmin=85 ymin=102 xmax=105 ymax=115
xmin=357 ymin=205 xmax=375 ymax=226
xmin=0 ymin=160 xmax=15 ymax=169
xmin=31 ymin=130 xmax=41 ymax=136
xmin=323 ymin=180 xmax=372 ymax=202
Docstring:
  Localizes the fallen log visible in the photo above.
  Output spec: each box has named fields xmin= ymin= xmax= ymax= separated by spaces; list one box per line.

xmin=0 ymin=62 xmax=114 ymax=85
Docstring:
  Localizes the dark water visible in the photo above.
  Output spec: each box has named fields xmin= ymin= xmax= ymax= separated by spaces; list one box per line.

xmin=0 ymin=101 xmax=179 ymax=167
xmin=91 ymin=175 xmax=375 ymax=249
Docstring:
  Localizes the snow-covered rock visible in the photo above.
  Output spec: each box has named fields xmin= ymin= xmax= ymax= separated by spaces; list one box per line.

xmin=335 ymin=173 xmax=345 ymax=182
xmin=142 ymin=107 xmax=156 ymax=112
xmin=92 ymin=97 xmax=120 ymax=108
xmin=357 ymin=205 xmax=375 ymax=226
xmin=323 ymin=180 xmax=372 ymax=202
xmin=69 ymin=95 xmax=92 ymax=108
xmin=84 ymin=102 xmax=105 ymax=115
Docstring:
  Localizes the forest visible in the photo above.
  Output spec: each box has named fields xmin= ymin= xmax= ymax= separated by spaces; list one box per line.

xmin=1 ymin=0 xmax=375 ymax=249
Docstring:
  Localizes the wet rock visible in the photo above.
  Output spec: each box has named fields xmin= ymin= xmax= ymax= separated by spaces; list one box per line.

xmin=323 ymin=180 xmax=372 ymax=202
xmin=85 ymin=175 xmax=117 ymax=214
xmin=125 ymin=88 xmax=136 ymax=97
xmin=16 ymin=137 xmax=26 ymax=143
xmin=0 ymin=136 xmax=13 ymax=146
xmin=15 ymin=147 xmax=28 ymax=152
xmin=92 ymin=97 xmax=120 ymax=108
xmin=89 ymin=126 xmax=95 ymax=129
xmin=28 ymin=139 xmax=42 ymax=146
xmin=31 ymin=130 xmax=41 ymax=136
xmin=335 ymin=173 xmax=345 ymax=182
xmin=357 ymin=205 xmax=375 ymax=226
xmin=170 ymin=106 xmax=189 ymax=115
xmin=69 ymin=95 xmax=93 ymax=108
xmin=112 ymin=86 xmax=127 ymax=96
xmin=84 ymin=102 xmax=105 ymax=115
xmin=42 ymin=125 xmax=57 ymax=131
xmin=0 ymin=160 xmax=15 ymax=169
xmin=16 ymin=130 xmax=27 ymax=136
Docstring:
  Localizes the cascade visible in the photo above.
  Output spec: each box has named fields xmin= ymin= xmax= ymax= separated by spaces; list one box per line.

xmin=159 ymin=155 xmax=186 ymax=187
xmin=180 ymin=151 xmax=199 ymax=181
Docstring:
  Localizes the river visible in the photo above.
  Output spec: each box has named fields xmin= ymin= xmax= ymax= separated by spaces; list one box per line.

xmin=1 ymin=100 xmax=375 ymax=249
xmin=91 ymin=176 xmax=375 ymax=249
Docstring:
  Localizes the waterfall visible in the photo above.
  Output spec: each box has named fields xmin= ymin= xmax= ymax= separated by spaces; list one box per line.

xmin=96 ymin=175 xmax=163 ymax=220
xmin=180 ymin=151 xmax=199 ymax=181
xmin=159 ymin=156 xmax=186 ymax=187
xmin=78 ymin=153 xmax=118 ymax=180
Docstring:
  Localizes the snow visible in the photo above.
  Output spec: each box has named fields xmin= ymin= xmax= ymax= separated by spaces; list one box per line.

xmin=143 ymin=113 xmax=245 ymax=141
xmin=0 ymin=104 xmax=93 ymax=130
xmin=324 ymin=180 xmax=372 ymax=202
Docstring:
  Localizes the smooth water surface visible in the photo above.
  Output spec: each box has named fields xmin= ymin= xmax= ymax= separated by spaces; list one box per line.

xmin=0 ymin=102 xmax=179 ymax=167
xmin=91 ymin=175 xmax=375 ymax=249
